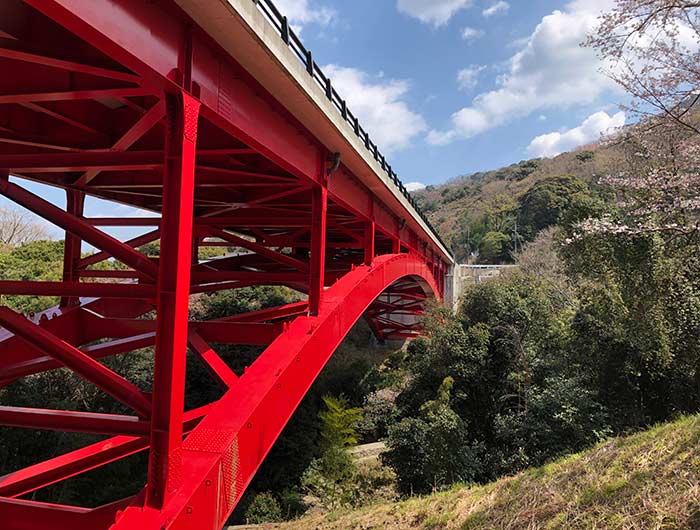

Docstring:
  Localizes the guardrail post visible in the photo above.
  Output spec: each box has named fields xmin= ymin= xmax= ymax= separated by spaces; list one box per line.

xmin=306 ymin=50 xmax=314 ymax=75
xmin=281 ymin=16 xmax=290 ymax=44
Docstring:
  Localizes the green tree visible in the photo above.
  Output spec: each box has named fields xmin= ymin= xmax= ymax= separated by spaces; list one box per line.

xmin=563 ymin=229 xmax=699 ymax=428
xmin=0 ymin=240 xmax=64 ymax=314
xmin=301 ymin=396 xmax=362 ymax=510
xmin=518 ymin=175 xmax=597 ymax=239
xmin=479 ymin=231 xmax=510 ymax=263
xmin=385 ymin=377 xmax=481 ymax=494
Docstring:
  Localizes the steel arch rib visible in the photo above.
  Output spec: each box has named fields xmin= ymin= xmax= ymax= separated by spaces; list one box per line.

xmin=109 ymin=253 xmax=438 ymax=530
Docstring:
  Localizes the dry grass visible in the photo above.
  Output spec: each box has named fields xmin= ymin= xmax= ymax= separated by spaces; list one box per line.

xmin=240 ymin=415 xmax=700 ymax=530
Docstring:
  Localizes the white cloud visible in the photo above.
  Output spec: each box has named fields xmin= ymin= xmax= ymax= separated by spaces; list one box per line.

xmin=461 ymin=26 xmax=484 ymax=41
xmin=325 ymin=65 xmax=427 ymax=154
xmin=84 ymin=197 xmax=159 ymax=219
xmin=406 ymin=182 xmax=427 ymax=192
xmin=428 ymin=0 xmax=620 ymax=145
xmin=457 ymin=65 xmax=486 ymax=92
xmin=483 ymin=1 xmax=509 ymax=17
xmin=527 ymin=110 xmax=625 ymax=157
xmin=271 ymin=0 xmax=335 ymax=32
xmin=397 ymin=0 xmax=472 ymax=27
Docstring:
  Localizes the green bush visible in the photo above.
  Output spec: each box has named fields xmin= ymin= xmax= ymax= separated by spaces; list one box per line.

xmin=385 ymin=377 xmax=482 ymax=494
xmin=244 ymin=492 xmax=282 ymax=524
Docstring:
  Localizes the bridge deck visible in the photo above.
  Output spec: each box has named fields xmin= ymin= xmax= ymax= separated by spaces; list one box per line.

xmin=0 ymin=1 xmax=452 ymax=529
xmin=175 ymin=0 xmax=451 ymax=261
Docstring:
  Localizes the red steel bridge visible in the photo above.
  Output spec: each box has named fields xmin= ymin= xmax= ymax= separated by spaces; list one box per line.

xmin=0 ymin=1 xmax=454 ymax=528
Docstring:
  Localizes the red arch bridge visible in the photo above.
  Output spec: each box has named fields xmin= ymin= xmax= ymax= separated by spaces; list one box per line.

xmin=0 ymin=1 xmax=455 ymax=528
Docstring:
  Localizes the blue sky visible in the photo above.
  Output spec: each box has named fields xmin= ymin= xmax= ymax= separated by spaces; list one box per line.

xmin=279 ymin=0 xmax=624 ymax=189
xmin=5 ymin=0 xmax=626 ymax=242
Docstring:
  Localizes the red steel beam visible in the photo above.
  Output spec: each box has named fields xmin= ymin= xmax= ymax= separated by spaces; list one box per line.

xmin=0 ymin=498 xmax=119 ymax=530
xmin=0 ymin=406 xmax=151 ymax=436
xmin=78 ymin=269 xmax=145 ymax=280
xmin=196 ymin=321 xmax=282 ymax=346
xmin=205 ymin=227 xmax=309 ymax=272
xmin=195 ymin=216 xmax=310 ymax=227
xmin=0 ymin=87 xmax=151 ymax=104
xmin=0 ymin=178 xmax=159 ymax=278
xmin=0 ymin=44 xmax=140 ymax=82
xmin=21 ymin=102 xmax=110 ymax=139
xmin=74 ymin=317 xmax=281 ymax=346
xmin=147 ymin=91 xmax=199 ymax=508
xmin=87 ymin=217 xmax=161 ymax=227
xmin=0 ymin=280 xmax=155 ymax=299
xmin=78 ymin=100 xmax=166 ymax=184
xmin=0 ymin=333 xmax=157 ymax=384
xmin=79 ymin=228 xmax=160 ymax=270
xmin=308 ymin=184 xmax=327 ymax=316
xmin=219 ymin=301 xmax=308 ymax=323
xmin=0 ymin=307 xmax=152 ymax=418
xmin=188 ymin=331 xmax=238 ymax=390
xmin=364 ymin=221 xmax=375 ymax=266
xmin=61 ymin=189 xmax=85 ymax=307
xmin=0 ymin=406 xmax=211 ymax=499
xmin=110 ymin=254 xmax=439 ymax=530
xmin=0 ymin=436 xmax=148 ymax=499
xmin=191 ymin=271 xmax=307 ymax=285
xmin=0 ymin=150 xmax=162 ymax=172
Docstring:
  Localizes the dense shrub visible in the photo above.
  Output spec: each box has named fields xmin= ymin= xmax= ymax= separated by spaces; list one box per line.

xmin=244 ymin=492 xmax=283 ymax=524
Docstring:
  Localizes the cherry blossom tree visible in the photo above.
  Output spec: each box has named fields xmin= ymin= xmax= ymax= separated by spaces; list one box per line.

xmin=587 ymin=0 xmax=700 ymax=132
xmin=580 ymin=1 xmax=700 ymax=238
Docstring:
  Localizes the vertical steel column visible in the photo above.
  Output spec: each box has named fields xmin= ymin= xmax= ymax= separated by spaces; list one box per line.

xmin=364 ymin=221 xmax=375 ymax=266
xmin=309 ymin=185 xmax=327 ymax=316
xmin=61 ymin=190 xmax=85 ymax=308
xmin=439 ymin=262 xmax=445 ymax=298
xmin=392 ymin=218 xmax=401 ymax=254
xmin=147 ymin=91 xmax=199 ymax=508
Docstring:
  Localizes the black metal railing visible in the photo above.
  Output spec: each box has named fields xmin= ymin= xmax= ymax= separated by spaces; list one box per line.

xmin=252 ymin=0 xmax=450 ymax=255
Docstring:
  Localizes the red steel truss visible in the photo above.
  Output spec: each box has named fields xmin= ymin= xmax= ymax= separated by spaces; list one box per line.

xmin=0 ymin=1 xmax=451 ymax=529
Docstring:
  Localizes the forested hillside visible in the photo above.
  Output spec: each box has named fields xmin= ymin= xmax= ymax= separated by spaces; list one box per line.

xmin=414 ymin=145 xmax=616 ymax=263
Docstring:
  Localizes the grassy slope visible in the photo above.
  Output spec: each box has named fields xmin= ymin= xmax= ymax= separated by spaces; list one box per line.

xmin=246 ymin=415 xmax=700 ymax=530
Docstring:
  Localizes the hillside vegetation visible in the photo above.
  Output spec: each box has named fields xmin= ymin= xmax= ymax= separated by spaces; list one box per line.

xmin=414 ymin=143 xmax=617 ymax=262
xmin=244 ymin=415 xmax=700 ymax=530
